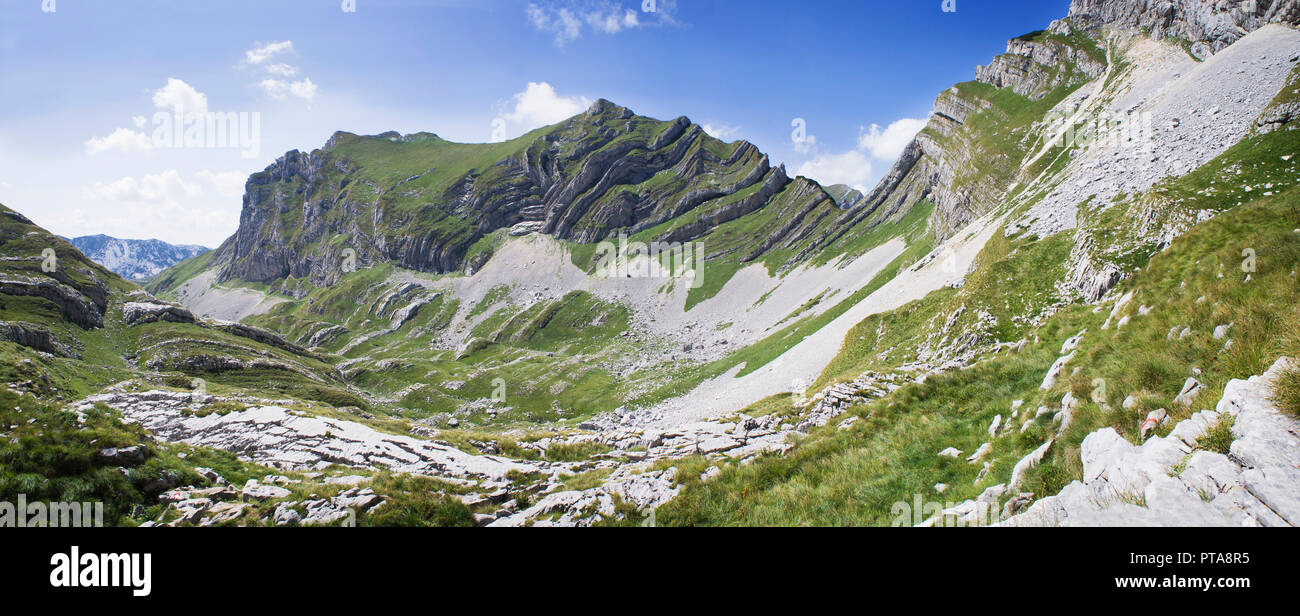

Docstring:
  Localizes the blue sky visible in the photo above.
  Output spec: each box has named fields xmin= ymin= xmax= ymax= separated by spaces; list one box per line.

xmin=0 ymin=0 xmax=1070 ymax=246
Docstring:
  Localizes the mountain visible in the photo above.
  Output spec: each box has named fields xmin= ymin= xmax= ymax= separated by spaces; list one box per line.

xmin=5 ymin=0 xmax=1300 ymax=527
xmin=206 ymin=103 xmax=842 ymax=290
xmin=67 ymin=234 xmax=208 ymax=282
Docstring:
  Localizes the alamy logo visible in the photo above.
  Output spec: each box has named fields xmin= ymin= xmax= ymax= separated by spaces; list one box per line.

xmin=147 ymin=104 xmax=262 ymax=159
xmin=49 ymin=546 xmax=151 ymax=597
xmin=593 ymin=234 xmax=705 ymax=289
xmin=40 ymin=248 xmax=58 ymax=273
xmin=1044 ymin=109 xmax=1154 ymax=152
xmin=1 ymin=495 xmax=103 ymax=527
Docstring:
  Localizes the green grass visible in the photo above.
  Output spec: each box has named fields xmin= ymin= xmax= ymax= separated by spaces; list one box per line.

xmin=1198 ymin=416 xmax=1235 ymax=455
xmin=358 ymin=473 xmax=475 ymax=527
xmin=0 ymin=384 xmax=284 ymax=526
xmin=544 ymin=440 xmax=612 ymax=462
xmin=468 ymin=284 xmax=511 ymax=318
xmin=1275 ymin=368 xmax=1300 ymax=419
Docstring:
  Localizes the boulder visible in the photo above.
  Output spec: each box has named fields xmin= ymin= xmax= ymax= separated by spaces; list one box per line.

xmin=966 ymin=442 xmax=993 ymax=464
xmin=121 ymin=301 xmax=196 ymax=326
xmin=95 ymin=445 xmax=148 ymax=467
xmin=241 ymin=479 xmax=292 ymax=502
xmin=1009 ymin=439 xmax=1054 ymax=491
xmin=1173 ymin=378 xmax=1203 ymax=407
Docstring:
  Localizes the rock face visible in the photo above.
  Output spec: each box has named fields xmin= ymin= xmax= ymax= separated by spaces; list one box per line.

xmin=838 ymin=0 xmax=1299 ymax=253
xmin=0 ymin=274 xmax=105 ymax=329
xmin=1035 ymin=23 xmax=1300 ymax=301
xmin=0 ymin=320 xmax=76 ymax=357
xmin=212 ymin=100 xmax=832 ymax=287
xmin=976 ymin=33 xmax=1107 ymax=99
xmin=1068 ymin=0 xmax=1300 ymax=53
xmin=1004 ymin=357 xmax=1300 ymax=526
xmin=67 ymin=234 xmax=208 ymax=282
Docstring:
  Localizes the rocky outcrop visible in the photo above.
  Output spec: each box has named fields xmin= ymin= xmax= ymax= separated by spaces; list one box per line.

xmin=75 ymin=390 xmax=565 ymax=481
xmin=0 ymin=320 xmax=77 ymax=358
xmin=489 ymin=468 xmax=680 ymax=528
xmin=1004 ymin=357 xmax=1300 ymax=526
xmin=0 ymin=274 xmax=104 ymax=328
xmin=122 ymin=301 xmax=197 ymax=326
xmin=839 ymin=0 xmax=1299 ymax=256
xmin=976 ymin=31 xmax=1107 ymax=99
xmin=207 ymin=320 xmax=310 ymax=356
xmin=1068 ymin=0 xmax=1300 ymax=53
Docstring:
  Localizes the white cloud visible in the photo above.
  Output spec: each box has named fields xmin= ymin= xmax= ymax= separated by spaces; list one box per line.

xmin=151 ymin=78 xmax=208 ymax=114
xmin=793 ymin=134 xmax=818 ymax=155
xmin=85 ymin=127 xmax=155 ymax=155
xmin=258 ymin=78 xmax=319 ymax=102
xmin=245 ymin=40 xmax=294 ymax=65
xmin=702 ymin=123 xmax=741 ymax=141
xmin=87 ymin=79 xmax=216 ymax=155
xmin=501 ymin=82 xmax=590 ymax=133
xmin=265 ymin=63 xmax=298 ymax=77
xmin=242 ymin=41 xmax=316 ymax=104
xmin=527 ymin=4 xmax=583 ymax=46
xmin=796 ymin=150 xmax=873 ymax=193
xmin=288 ymin=78 xmax=319 ymax=102
xmin=78 ymin=170 xmax=240 ymax=246
xmin=858 ymin=118 xmax=926 ymax=162
xmin=587 ymin=8 xmax=639 ymax=33
xmin=794 ymin=116 xmax=927 ymax=194
xmin=84 ymin=170 xmax=200 ymax=204
xmin=527 ymin=1 xmax=676 ymax=46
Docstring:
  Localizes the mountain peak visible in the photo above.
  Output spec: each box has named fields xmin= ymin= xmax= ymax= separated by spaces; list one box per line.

xmin=585 ymin=98 xmax=633 ymax=119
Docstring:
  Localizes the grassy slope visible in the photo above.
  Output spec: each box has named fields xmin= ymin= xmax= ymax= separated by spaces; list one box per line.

xmin=655 ymin=122 xmax=1300 ymax=526
xmin=0 ymin=205 xmax=480 ymax=526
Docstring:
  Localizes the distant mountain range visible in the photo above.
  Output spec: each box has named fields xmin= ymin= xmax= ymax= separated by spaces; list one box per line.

xmin=65 ymin=234 xmax=208 ymax=282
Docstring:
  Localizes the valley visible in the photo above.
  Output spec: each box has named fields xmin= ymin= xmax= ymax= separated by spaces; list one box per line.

xmin=2 ymin=0 xmax=1299 ymax=528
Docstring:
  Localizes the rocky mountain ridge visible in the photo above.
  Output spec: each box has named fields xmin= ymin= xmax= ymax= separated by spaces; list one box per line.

xmin=212 ymin=100 xmax=847 ymax=290
xmin=1068 ymin=0 xmax=1300 ymax=55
